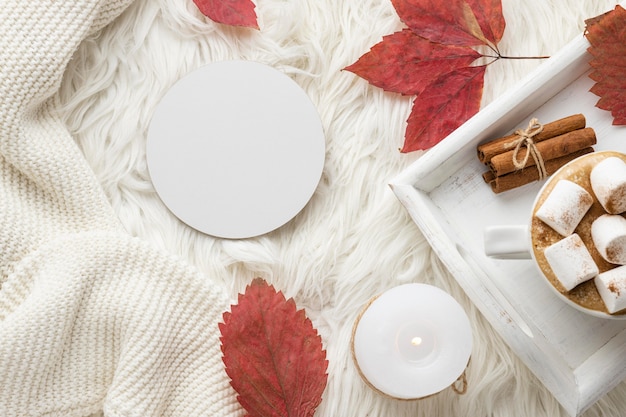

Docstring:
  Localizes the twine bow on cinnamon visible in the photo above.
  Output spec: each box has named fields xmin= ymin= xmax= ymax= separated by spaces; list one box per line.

xmin=505 ymin=118 xmax=547 ymax=179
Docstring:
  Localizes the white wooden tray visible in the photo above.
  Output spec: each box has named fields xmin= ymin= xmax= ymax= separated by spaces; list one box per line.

xmin=389 ymin=14 xmax=626 ymax=417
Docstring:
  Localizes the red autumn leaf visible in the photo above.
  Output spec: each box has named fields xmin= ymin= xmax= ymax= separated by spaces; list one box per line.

xmin=390 ymin=0 xmax=505 ymax=46
xmin=344 ymin=29 xmax=481 ymax=96
xmin=345 ymin=0 xmax=507 ymax=151
xmin=403 ymin=65 xmax=486 ymax=152
xmin=193 ymin=0 xmax=259 ymax=29
xmin=219 ymin=278 xmax=328 ymax=417
xmin=585 ymin=5 xmax=626 ymax=125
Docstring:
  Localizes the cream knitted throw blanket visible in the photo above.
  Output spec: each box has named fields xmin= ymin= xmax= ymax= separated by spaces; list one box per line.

xmin=0 ymin=1 xmax=240 ymax=416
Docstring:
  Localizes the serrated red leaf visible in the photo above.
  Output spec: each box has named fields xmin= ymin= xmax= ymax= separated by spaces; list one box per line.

xmin=220 ymin=278 xmax=328 ymax=417
xmin=590 ymin=81 xmax=615 ymax=97
xmin=585 ymin=5 xmax=626 ymax=125
xmin=589 ymin=56 xmax=626 ymax=72
xmin=344 ymin=29 xmax=481 ymax=95
xmin=402 ymin=65 xmax=486 ymax=152
xmin=193 ymin=0 xmax=259 ymax=29
xmin=390 ymin=0 xmax=504 ymax=46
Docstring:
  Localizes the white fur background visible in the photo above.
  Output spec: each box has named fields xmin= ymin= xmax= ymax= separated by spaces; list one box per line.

xmin=57 ymin=0 xmax=625 ymax=416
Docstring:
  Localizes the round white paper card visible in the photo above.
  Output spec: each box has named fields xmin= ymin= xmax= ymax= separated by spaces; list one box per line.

xmin=147 ymin=61 xmax=325 ymax=239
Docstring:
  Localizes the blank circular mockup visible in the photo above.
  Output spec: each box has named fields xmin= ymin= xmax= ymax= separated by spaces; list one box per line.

xmin=147 ymin=61 xmax=325 ymax=239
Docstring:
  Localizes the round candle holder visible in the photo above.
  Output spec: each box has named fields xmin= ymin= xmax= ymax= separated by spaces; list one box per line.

xmin=351 ymin=283 xmax=472 ymax=400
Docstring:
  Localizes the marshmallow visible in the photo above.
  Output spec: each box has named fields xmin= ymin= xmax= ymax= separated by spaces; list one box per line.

xmin=590 ymin=156 xmax=626 ymax=214
xmin=591 ymin=214 xmax=626 ymax=265
xmin=535 ymin=180 xmax=593 ymax=236
xmin=594 ymin=266 xmax=626 ymax=314
xmin=544 ymin=233 xmax=598 ymax=291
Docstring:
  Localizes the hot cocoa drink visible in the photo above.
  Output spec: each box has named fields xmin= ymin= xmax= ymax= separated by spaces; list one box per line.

xmin=531 ymin=151 xmax=626 ymax=315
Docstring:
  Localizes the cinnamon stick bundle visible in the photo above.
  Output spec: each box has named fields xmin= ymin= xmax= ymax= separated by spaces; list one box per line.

xmin=477 ymin=113 xmax=586 ymax=164
xmin=488 ymin=127 xmax=596 ymax=177
xmin=476 ymin=114 xmax=597 ymax=193
xmin=484 ymin=148 xmax=594 ymax=194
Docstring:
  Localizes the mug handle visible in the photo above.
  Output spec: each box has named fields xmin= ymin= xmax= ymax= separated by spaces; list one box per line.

xmin=484 ymin=225 xmax=532 ymax=259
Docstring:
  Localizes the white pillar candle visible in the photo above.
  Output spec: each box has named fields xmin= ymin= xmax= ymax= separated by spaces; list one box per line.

xmin=351 ymin=283 xmax=472 ymax=400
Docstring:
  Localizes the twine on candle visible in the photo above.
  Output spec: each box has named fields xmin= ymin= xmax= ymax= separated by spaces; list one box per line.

xmin=451 ymin=369 xmax=468 ymax=395
xmin=505 ymin=118 xmax=547 ymax=179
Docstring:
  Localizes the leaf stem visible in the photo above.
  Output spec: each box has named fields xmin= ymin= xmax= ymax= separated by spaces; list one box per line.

xmin=498 ymin=54 xmax=551 ymax=60
xmin=482 ymin=53 xmax=550 ymax=60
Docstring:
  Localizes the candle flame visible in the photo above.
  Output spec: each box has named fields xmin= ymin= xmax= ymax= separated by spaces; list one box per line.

xmin=411 ymin=336 xmax=422 ymax=346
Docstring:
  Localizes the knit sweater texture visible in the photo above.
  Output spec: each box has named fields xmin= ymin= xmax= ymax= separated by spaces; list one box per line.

xmin=0 ymin=1 xmax=241 ymax=416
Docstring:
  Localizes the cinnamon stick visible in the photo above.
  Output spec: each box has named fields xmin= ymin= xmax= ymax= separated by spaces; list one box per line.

xmin=477 ymin=114 xmax=586 ymax=163
xmin=488 ymin=127 xmax=596 ymax=177
xmin=482 ymin=170 xmax=495 ymax=183
xmin=486 ymin=148 xmax=594 ymax=193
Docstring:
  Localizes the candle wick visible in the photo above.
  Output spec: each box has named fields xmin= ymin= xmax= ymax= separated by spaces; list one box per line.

xmin=411 ymin=337 xmax=422 ymax=346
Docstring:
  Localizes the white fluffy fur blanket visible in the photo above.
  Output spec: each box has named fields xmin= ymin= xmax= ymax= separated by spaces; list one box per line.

xmin=58 ymin=0 xmax=624 ymax=416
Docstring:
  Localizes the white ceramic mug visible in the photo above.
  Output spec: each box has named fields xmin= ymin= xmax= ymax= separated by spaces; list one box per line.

xmin=483 ymin=151 xmax=626 ymax=319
